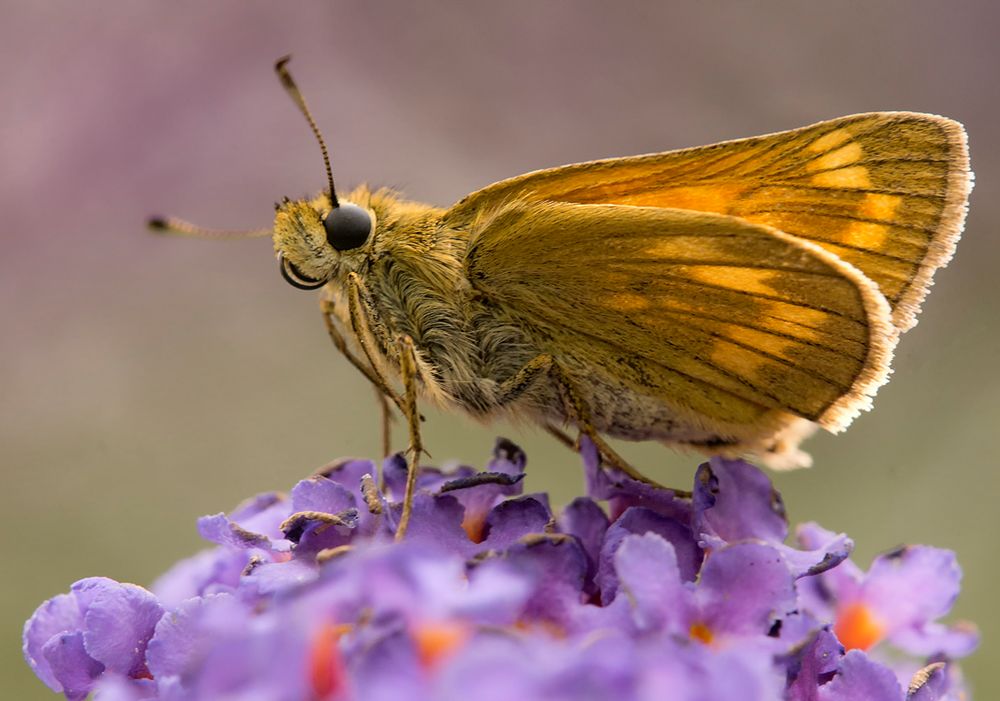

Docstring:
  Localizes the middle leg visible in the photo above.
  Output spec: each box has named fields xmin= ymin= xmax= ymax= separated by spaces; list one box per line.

xmin=490 ymin=354 xmax=669 ymax=488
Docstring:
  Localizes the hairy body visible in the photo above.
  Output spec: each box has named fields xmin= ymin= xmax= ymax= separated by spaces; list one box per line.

xmin=305 ymin=187 xmax=814 ymax=469
xmin=271 ymin=112 xmax=970 ymax=472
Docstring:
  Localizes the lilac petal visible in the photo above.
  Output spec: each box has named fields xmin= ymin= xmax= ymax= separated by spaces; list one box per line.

xmin=434 ymin=634 xmax=535 ymax=701
xmin=636 ymin=641 xmax=784 ymax=701
xmin=559 ymin=496 xmax=609 ymax=596
xmin=41 ymin=631 xmax=104 ymax=701
xmin=818 ymin=650 xmax=903 ymax=701
xmin=196 ymin=506 xmax=293 ymax=552
xmin=383 ymin=453 xmax=465 ymax=501
xmin=614 ymin=533 xmax=690 ymax=633
xmin=599 ymin=506 xmax=701 ymax=604
xmin=394 ymin=493 xmax=474 ymax=556
xmin=693 ymin=458 xmax=787 ymax=545
xmin=70 ymin=578 xmax=163 ymax=677
xmin=453 ymin=560 xmax=532 ymax=626
xmin=183 ymin=617 xmax=311 ymax=701
xmin=581 ymin=436 xmax=691 ymax=525
xmin=440 ymin=472 xmax=526 ymax=543
xmin=906 ymin=662 xmax=948 ymax=701
xmin=787 ymin=629 xmax=844 ymax=701
xmin=197 ymin=512 xmax=280 ymax=550
xmin=317 ymin=456 xmax=378 ymax=492
xmin=318 ymin=458 xmax=385 ymax=535
xmin=479 ymin=496 xmax=552 ymax=551
xmin=503 ymin=534 xmax=589 ymax=629
xmin=891 ymin=620 xmax=979 ymax=658
xmin=290 ymin=475 xmax=357 ymax=515
xmin=228 ymin=492 xmax=284 ymax=522
xmin=242 ymin=557 xmax=321 ymax=596
xmin=540 ymin=632 xmax=638 ymax=700
xmin=709 ymin=521 xmax=853 ymax=582
xmin=283 ymin=508 xmax=359 ymax=553
xmin=796 ymin=522 xmax=865 ymax=619
xmin=399 ymin=553 xmax=530 ymax=626
xmin=777 ymin=528 xmax=854 ymax=580
xmin=697 ymin=543 xmax=797 ymax=637
xmin=196 ymin=492 xmax=293 ymax=552
xmin=352 ymin=628 xmax=427 ymax=701
xmin=89 ymin=674 xmax=157 ymax=701
xmin=483 ymin=437 xmax=528 ymax=480
xmin=146 ymin=593 xmax=252 ymax=681
xmin=862 ymin=547 xmax=963 ymax=638
xmin=382 ymin=453 xmax=410 ymax=499
xmin=23 ymin=592 xmax=84 ymax=691
xmin=777 ymin=611 xmax=838 ymax=654
xmin=443 ymin=629 xmax=639 ymax=701
xmin=150 ymin=547 xmax=253 ymax=609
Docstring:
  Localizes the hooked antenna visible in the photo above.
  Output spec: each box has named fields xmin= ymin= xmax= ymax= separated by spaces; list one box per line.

xmin=275 ymin=55 xmax=339 ymax=208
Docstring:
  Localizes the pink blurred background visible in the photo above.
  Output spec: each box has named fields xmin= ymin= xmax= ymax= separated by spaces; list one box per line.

xmin=3 ymin=2 xmax=998 ymax=697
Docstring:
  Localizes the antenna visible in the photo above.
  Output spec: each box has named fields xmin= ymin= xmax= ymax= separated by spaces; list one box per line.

xmin=274 ymin=55 xmax=339 ymax=208
xmin=147 ymin=216 xmax=271 ymax=239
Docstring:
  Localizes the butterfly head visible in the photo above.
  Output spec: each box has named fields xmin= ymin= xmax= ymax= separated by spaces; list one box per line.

xmin=273 ymin=193 xmax=375 ymax=291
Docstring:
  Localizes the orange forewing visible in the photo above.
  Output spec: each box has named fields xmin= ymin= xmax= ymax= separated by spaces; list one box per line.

xmin=448 ymin=112 xmax=970 ymax=332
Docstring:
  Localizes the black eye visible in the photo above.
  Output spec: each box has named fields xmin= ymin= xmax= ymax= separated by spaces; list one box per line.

xmin=323 ymin=203 xmax=372 ymax=251
xmin=278 ymin=253 xmax=326 ymax=290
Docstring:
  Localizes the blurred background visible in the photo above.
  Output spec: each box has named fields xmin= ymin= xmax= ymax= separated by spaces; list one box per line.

xmin=2 ymin=2 xmax=997 ymax=698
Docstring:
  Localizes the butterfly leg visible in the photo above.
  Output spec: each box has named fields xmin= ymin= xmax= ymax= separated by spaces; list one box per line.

xmin=342 ymin=275 xmax=428 ymax=539
xmin=547 ymin=363 xmax=667 ymax=487
xmin=344 ymin=274 xmax=427 ymax=430
xmin=321 ymin=297 xmax=397 ymax=456
xmin=492 ymin=354 xmax=666 ymax=489
xmin=393 ymin=334 xmax=424 ymax=541
xmin=322 ymin=296 xmax=406 ymax=416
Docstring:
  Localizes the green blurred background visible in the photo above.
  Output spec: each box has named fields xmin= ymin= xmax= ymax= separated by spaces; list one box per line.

xmin=3 ymin=2 xmax=997 ymax=698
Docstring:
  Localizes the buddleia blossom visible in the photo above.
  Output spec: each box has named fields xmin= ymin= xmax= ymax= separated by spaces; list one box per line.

xmin=23 ymin=438 xmax=977 ymax=700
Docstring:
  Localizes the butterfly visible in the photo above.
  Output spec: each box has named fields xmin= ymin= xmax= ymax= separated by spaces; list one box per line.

xmin=154 ymin=58 xmax=971 ymax=535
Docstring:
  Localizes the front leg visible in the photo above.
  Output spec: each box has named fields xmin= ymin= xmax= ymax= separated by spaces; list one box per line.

xmin=322 ymin=291 xmax=406 ymax=420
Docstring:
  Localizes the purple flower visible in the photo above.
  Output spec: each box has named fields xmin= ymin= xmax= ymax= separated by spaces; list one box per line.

xmin=693 ymin=457 xmax=853 ymax=578
xmin=23 ymin=439 xmax=978 ymax=700
xmin=796 ymin=523 xmax=978 ymax=658
xmin=23 ymin=577 xmax=163 ymax=700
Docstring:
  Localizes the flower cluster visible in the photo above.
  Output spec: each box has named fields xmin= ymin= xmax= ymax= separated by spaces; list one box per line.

xmin=24 ymin=438 xmax=977 ymax=700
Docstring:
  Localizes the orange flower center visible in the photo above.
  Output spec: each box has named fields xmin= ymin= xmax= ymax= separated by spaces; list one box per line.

xmin=461 ymin=512 xmax=488 ymax=543
xmin=308 ymin=623 xmax=351 ymax=699
xmin=413 ymin=621 xmax=471 ymax=668
xmin=689 ymin=622 xmax=714 ymax=644
xmin=834 ymin=602 xmax=886 ymax=651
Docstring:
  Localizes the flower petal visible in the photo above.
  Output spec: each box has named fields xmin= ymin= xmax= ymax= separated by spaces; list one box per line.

xmin=23 ymin=593 xmax=84 ymax=692
xmin=599 ymin=506 xmax=701 ymax=604
xmin=697 ymin=543 xmax=797 ymax=638
xmin=693 ymin=458 xmax=786 ymax=545
xmin=73 ymin=578 xmax=164 ymax=677
xmin=817 ymin=650 xmax=903 ymax=701
xmin=614 ymin=533 xmax=690 ymax=633
xmin=41 ymin=631 xmax=104 ymax=701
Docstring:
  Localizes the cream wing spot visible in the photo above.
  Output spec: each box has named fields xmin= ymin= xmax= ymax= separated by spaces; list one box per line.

xmin=859 ymin=193 xmax=902 ymax=220
xmin=683 ymin=266 xmax=777 ymax=296
xmin=810 ymin=166 xmax=872 ymax=188
xmin=807 ymin=142 xmax=863 ymax=172
xmin=808 ymin=128 xmax=853 ymax=153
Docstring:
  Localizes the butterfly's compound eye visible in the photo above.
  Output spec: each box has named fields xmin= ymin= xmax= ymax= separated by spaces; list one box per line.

xmin=323 ymin=202 xmax=372 ymax=251
xmin=279 ymin=252 xmax=327 ymax=290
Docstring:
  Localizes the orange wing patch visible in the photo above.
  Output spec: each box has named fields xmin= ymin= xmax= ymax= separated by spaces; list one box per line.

xmin=448 ymin=113 xmax=970 ymax=332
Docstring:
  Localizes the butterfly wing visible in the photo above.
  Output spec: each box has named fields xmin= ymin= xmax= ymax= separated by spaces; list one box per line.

xmin=448 ymin=112 xmax=970 ymax=332
xmin=465 ymin=201 xmax=895 ymax=433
